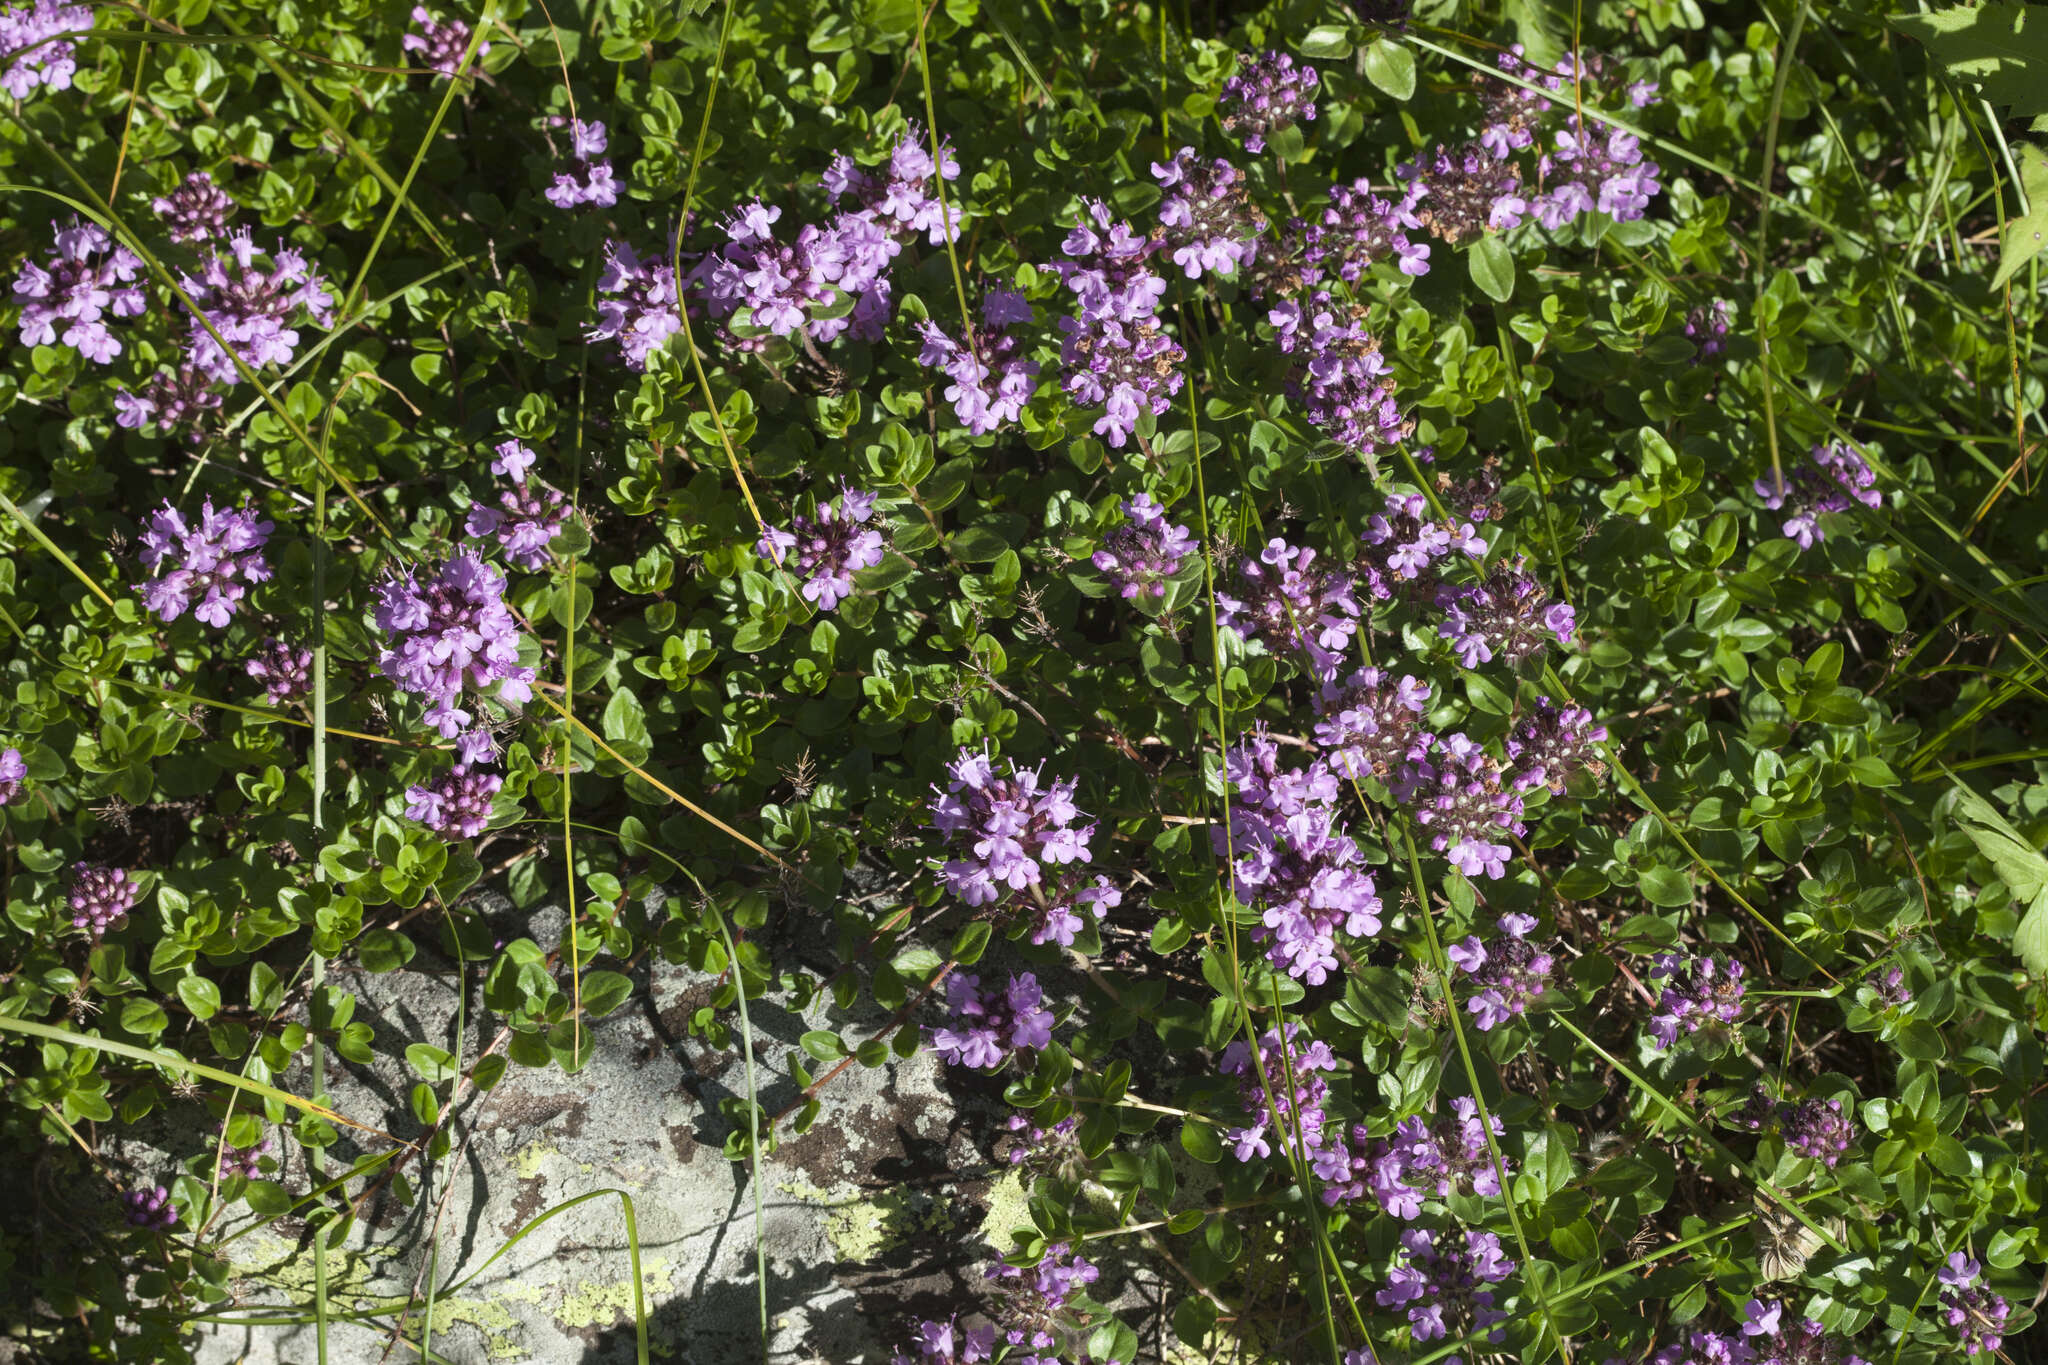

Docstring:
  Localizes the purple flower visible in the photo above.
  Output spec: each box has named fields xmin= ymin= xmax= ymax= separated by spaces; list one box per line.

xmin=150 ymin=171 xmax=236 ymax=244
xmin=402 ymin=5 xmax=485 ymax=76
xmin=245 ymin=638 xmax=313 ymax=705
xmin=892 ymin=1318 xmax=997 ymax=1365
xmin=1685 ymin=299 xmax=1732 ymax=362
xmin=133 ymin=497 xmax=274 ymax=627
xmin=1374 ymin=1227 xmax=1514 ymax=1347
xmin=11 ymin=217 xmax=148 ymax=363
xmin=1217 ymin=730 xmax=1383 ymax=984
xmin=1219 ymin=49 xmax=1319 ymax=154
xmin=1434 ymin=557 xmax=1576 ymax=667
xmin=1152 ymin=148 xmax=1266 ymax=278
xmin=1050 ymin=200 xmax=1185 ymax=446
xmin=1505 ymin=697 xmax=1608 ymax=793
xmin=915 ymin=287 xmax=1039 ymax=435
xmin=1322 ymin=1097 xmax=1511 ymax=1214
xmin=0 ymin=747 xmax=27 ymax=805
xmin=1753 ymin=443 xmax=1882 ymax=549
xmin=1732 ymin=1296 xmax=1873 ymax=1365
xmin=69 ymin=864 xmax=140 ymax=934
xmin=1394 ymin=733 xmax=1526 ymax=880
xmin=1395 ymin=142 xmax=1528 ymax=246
xmin=929 ymin=972 xmax=1056 ymax=1070
xmin=591 ymin=238 xmax=685 ymax=370
xmin=544 ymin=118 xmax=619 ymax=209
xmin=1002 ymin=1112 xmax=1083 ymax=1173
xmin=1219 ymin=1023 xmax=1340 ymax=1165
xmin=490 ymin=439 xmax=537 ymax=481
xmin=114 ymin=365 xmax=225 ymax=441
xmin=1448 ymin=915 xmax=1554 ymax=1028
xmin=1314 ymin=665 xmax=1431 ymax=781
xmin=1646 ymin=952 xmax=1747 ymax=1050
xmin=217 ymin=1134 xmax=273 ymax=1180
xmin=1867 ymin=963 xmax=1911 ymax=1010
xmin=757 ymin=483 xmax=886 ymax=611
xmin=1299 ymin=178 xmax=1432 ymax=283
xmin=0 ymin=1 xmax=90 ymax=100
xmin=466 ymin=472 xmax=569 ymax=572
xmin=372 ymin=554 xmax=536 ymax=738
xmin=1092 ymin=494 xmax=1195 ymax=600
xmin=403 ymin=764 xmax=503 ymax=839
xmin=928 ymin=746 xmax=1095 ymax=906
xmin=122 ymin=1184 xmax=178 ymax=1230
xmin=1267 ymin=294 xmax=1410 ymax=457
xmin=1354 ymin=491 xmax=1487 ymax=601
xmin=176 ymin=229 xmax=335 ymax=384
xmin=987 ymin=1241 xmax=1100 ymax=1318
xmin=1216 ymin=537 xmax=1360 ymax=673
xmin=1026 ymin=872 xmax=1120 ymax=948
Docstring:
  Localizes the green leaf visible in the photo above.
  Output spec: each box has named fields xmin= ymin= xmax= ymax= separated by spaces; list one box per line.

xmin=405 ymin=1043 xmax=456 ymax=1084
xmin=1637 ymin=865 xmax=1695 ymax=908
xmin=1297 ymin=23 xmax=1354 ymax=59
xmin=1469 ymin=235 xmax=1516 ymax=302
xmin=1362 ymin=39 xmax=1416 ymax=100
xmin=1992 ymin=142 xmax=2048 ymax=288
xmin=1892 ymin=2 xmax=2048 ymax=117
xmin=1946 ymin=774 xmax=2048 ymax=974
xmin=949 ymin=523 xmax=1011 ymax=562
xmin=1180 ymin=1120 xmax=1222 ymax=1163
xmin=580 ymin=970 xmax=634 ymax=1018
xmin=177 ymin=975 xmax=221 ymax=1021
xmin=801 ymin=1030 xmax=848 ymax=1061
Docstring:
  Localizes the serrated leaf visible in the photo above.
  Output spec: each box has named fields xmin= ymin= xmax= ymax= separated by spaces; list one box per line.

xmin=1892 ymin=2 xmax=2048 ymax=117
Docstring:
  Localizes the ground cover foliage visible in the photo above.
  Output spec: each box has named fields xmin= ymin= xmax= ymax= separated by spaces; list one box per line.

xmin=1 ymin=0 xmax=2046 ymax=1360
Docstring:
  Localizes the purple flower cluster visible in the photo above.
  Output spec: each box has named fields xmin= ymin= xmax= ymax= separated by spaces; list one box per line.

xmin=757 ymin=483 xmax=886 ymax=611
xmin=114 ymin=364 xmax=223 ymax=438
xmin=1315 ymin=666 xmax=1431 ymax=781
xmin=1298 ymin=178 xmax=1431 ymax=282
xmin=915 ymin=289 xmax=1039 ymax=435
xmin=1217 ymin=730 xmax=1382 ymax=984
xmin=1268 ymin=293 xmax=1410 ymax=457
xmin=1476 ymin=49 xmax=1663 ymax=232
xmin=11 ymin=218 xmax=147 ymax=364
xmin=1091 ymin=495 xmax=1195 ymax=600
xmin=217 ymin=1134 xmax=273 ymax=1180
xmin=1754 ymin=443 xmax=1882 ymax=550
xmin=1398 ymin=142 xmax=1531 ymax=245
xmin=245 ymin=638 xmax=313 ymax=705
xmin=0 ymin=1 xmax=90 ymax=100
xmin=372 ymin=553 xmax=537 ymax=738
xmin=1506 ymin=697 xmax=1608 ymax=793
xmin=174 ymin=228 xmax=336 ymax=385
xmin=1219 ymin=50 xmax=1319 ymax=154
xmin=929 ymin=972 xmax=1055 ymax=1070
xmin=69 ymin=864 xmax=140 ymax=934
xmin=1654 ymin=1299 xmax=1869 ymax=1365
xmin=1355 ymin=492 xmax=1488 ymax=601
xmin=1685 ymin=299 xmax=1732 ymax=362
xmin=1376 ymin=1227 xmax=1514 ymax=1346
xmin=1938 ymin=1253 xmax=2011 ymax=1356
xmin=1216 ymin=537 xmax=1360 ymax=673
xmin=403 ymin=5 xmax=485 ymax=76
xmin=404 ymin=764 xmax=502 ymax=839
xmin=928 ymin=747 xmax=1095 ymax=907
xmin=544 ymin=118 xmax=618 ymax=209
xmin=134 ymin=497 xmax=275 ymax=627
xmin=1219 ymin=1022 xmax=1338 ymax=1163
xmin=151 ymin=171 xmax=236 ymax=244
xmin=893 ymin=1319 xmax=996 ymax=1365
xmin=986 ymin=1242 xmax=1100 ymax=1358
xmin=1447 ymin=913 xmax=1555 ymax=1029
xmin=1050 ymin=200 xmax=1186 ymax=447
xmin=1323 ymin=1097 xmax=1510 ymax=1215
xmin=590 ymin=238 xmax=685 ymax=370
xmin=1646 ymin=952 xmax=1747 ymax=1049
xmin=1867 ymin=963 xmax=1911 ymax=1010
xmin=679 ymin=127 xmax=961 ymax=354
xmin=1435 ymin=558 xmax=1578 ymax=668
xmin=468 ymin=444 xmax=568 ymax=571
xmin=1736 ymin=1089 xmax=1855 ymax=1167
xmin=122 ymin=1184 xmax=178 ymax=1230
xmin=1152 ymin=148 xmax=1265 ymax=278
xmin=1392 ymin=733 xmax=1526 ymax=879
xmin=0 ymin=747 xmax=26 ymax=805
xmin=1002 ymin=1112 xmax=1082 ymax=1172
xmin=1023 ymin=871 xmax=1120 ymax=948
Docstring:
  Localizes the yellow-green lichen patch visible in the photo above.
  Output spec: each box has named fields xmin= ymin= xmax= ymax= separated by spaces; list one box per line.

xmin=511 ymin=1138 xmax=558 ymax=1180
xmin=977 ymin=1167 xmax=1034 ymax=1253
xmin=554 ymin=1256 xmax=676 ymax=1330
